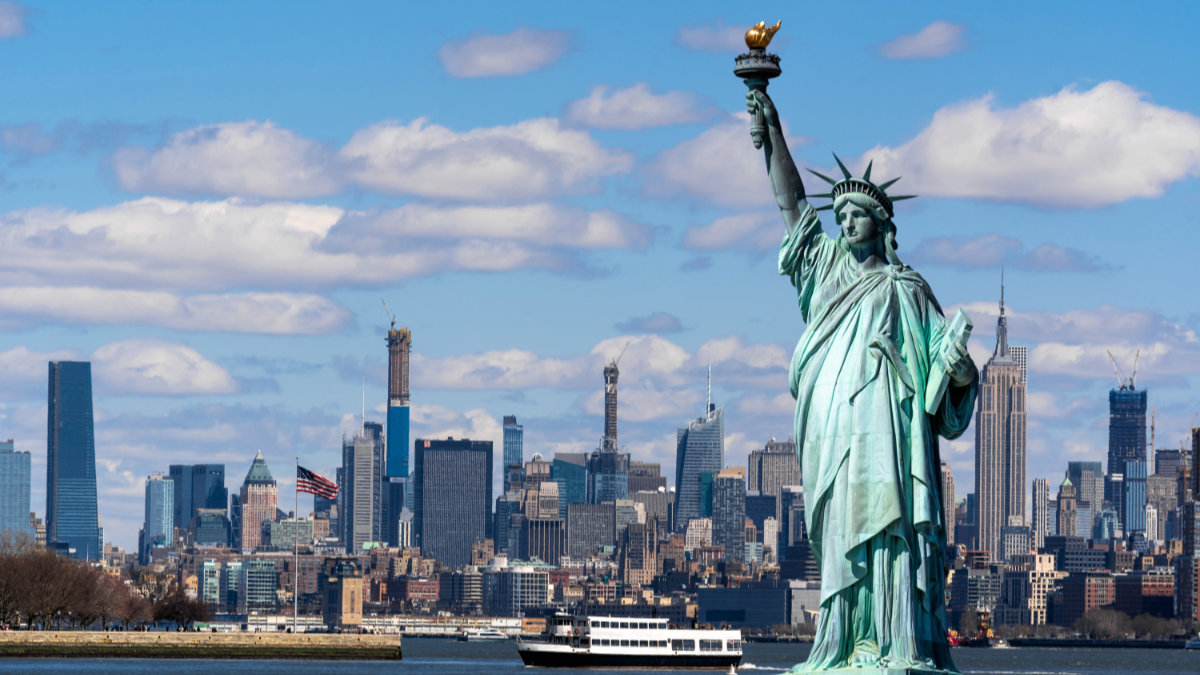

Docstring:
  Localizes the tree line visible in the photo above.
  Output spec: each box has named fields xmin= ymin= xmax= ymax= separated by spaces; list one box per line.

xmin=0 ymin=534 xmax=210 ymax=630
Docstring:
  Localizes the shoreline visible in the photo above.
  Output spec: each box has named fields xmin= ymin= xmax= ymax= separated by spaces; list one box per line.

xmin=0 ymin=631 xmax=402 ymax=660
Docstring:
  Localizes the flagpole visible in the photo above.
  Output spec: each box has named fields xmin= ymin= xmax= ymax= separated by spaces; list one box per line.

xmin=294 ymin=455 xmax=299 ymax=635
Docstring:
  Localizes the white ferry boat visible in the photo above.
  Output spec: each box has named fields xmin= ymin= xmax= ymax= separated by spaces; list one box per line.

xmin=516 ymin=614 xmax=742 ymax=669
xmin=459 ymin=627 xmax=509 ymax=641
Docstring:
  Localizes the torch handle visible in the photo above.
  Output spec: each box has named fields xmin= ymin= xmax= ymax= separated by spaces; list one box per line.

xmin=743 ymin=77 xmax=769 ymax=149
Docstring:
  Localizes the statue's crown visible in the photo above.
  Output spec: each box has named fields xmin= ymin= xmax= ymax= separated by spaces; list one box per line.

xmin=808 ymin=154 xmax=915 ymax=218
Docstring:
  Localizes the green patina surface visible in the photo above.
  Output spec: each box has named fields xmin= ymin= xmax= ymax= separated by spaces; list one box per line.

xmin=741 ymin=46 xmax=979 ymax=673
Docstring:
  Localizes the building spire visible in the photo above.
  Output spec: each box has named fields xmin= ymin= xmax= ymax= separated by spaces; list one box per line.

xmin=995 ymin=269 xmax=1009 ymax=358
xmin=706 ymin=362 xmax=712 ymax=415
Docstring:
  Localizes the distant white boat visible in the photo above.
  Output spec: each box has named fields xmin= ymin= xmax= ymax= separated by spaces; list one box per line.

xmin=459 ymin=628 xmax=509 ymax=641
xmin=1185 ymin=635 xmax=1200 ymax=650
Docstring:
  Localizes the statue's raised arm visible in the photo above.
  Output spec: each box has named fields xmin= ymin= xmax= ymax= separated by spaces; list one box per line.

xmin=746 ymin=91 xmax=807 ymax=235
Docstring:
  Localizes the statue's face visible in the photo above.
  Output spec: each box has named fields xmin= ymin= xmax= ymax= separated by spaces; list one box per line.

xmin=837 ymin=204 xmax=877 ymax=245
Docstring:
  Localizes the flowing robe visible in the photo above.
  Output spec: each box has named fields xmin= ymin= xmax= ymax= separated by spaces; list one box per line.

xmin=780 ymin=203 xmax=976 ymax=670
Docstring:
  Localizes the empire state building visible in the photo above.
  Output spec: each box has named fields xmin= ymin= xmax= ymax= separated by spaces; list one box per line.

xmin=973 ymin=279 xmax=1027 ymax=562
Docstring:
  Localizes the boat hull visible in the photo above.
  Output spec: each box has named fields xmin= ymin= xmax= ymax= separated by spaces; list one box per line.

xmin=518 ymin=647 xmax=740 ymax=669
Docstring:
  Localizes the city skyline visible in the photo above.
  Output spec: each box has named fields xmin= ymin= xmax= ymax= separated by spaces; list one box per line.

xmin=2 ymin=2 xmax=1200 ymax=550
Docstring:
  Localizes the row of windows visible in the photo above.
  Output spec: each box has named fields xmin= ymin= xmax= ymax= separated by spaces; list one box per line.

xmin=594 ymin=639 xmax=669 ymax=647
xmin=590 ymin=620 xmax=667 ymax=629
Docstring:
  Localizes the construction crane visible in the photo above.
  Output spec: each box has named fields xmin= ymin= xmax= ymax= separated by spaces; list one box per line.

xmin=611 ymin=341 xmax=630 ymax=368
xmin=380 ymin=297 xmax=396 ymax=330
xmin=1106 ymin=348 xmax=1141 ymax=390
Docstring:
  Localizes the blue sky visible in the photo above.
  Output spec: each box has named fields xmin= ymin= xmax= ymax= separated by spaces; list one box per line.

xmin=2 ymin=1 xmax=1199 ymax=551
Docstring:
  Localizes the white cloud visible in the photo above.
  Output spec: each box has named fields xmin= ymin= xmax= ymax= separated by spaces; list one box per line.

xmin=0 ymin=346 xmax=79 ymax=398
xmin=879 ymin=21 xmax=967 ymax=59
xmin=675 ymin=20 xmax=746 ymax=53
xmin=341 ymin=117 xmax=632 ymax=201
xmin=410 ymin=404 xmax=502 ymax=446
xmin=415 ymin=349 xmax=591 ymax=390
xmin=643 ymin=114 xmax=783 ymax=207
xmin=963 ymin=301 xmax=1200 ymax=382
xmin=92 ymin=339 xmax=237 ymax=395
xmin=683 ymin=210 xmax=780 ymax=252
xmin=859 ymin=81 xmax=1200 ymax=207
xmin=0 ymin=287 xmax=350 ymax=334
xmin=908 ymin=234 xmax=1109 ymax=272
xmin=438 ymin=27 xmax=572 ymax=78
xmin=0 ymin=197 xmax=646 ymax=299
xmin=565 ymin=83 xmax=714 ymax=130
xmin=110 ymin=121 xmax=340 ymax=198
xmin=0 ymin=2 xmax=28 ymax=39
xmin=581 ymin=383 xmax=703 ymax=423
xmin=331 ymin=202 xmax=650 ymax=251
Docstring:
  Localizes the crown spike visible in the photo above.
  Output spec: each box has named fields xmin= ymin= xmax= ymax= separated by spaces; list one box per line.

xmin=890 ymin=195 xmax=917 ymax=202
xmin=878 ymin=177 xmax=901 ymax=190
xmin=832 ymin=153 xmax=852 ymax=179
xmin=809 ymin=192 xmax=833 ymax=199
xmin=862 ymin=160 xmax=874 ymax=182
xmin=814 ymin=204 xmax=835 ymax=211
xmin=807 ymin=169 xmax=838 ymax=185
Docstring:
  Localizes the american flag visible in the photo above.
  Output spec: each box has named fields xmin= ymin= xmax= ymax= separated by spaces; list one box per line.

xmin=297 ymin=465 xmax=338 ymax=500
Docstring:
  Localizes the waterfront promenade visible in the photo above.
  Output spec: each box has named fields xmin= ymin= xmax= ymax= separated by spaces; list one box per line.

xmin=0 ymin=631 xmax=402 ymax=659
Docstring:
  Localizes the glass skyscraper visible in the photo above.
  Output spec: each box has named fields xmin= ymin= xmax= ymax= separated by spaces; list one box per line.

xmin=503 ymin=415 xmax=524 ymax=493
xmin=142 ymin=473 xmax=174 ymax=563
xmin=46 ymin=361 xmax=100 ymax=560
xmin=168 ymin=463 xmax=226 ymax=536
xmin=0 ymin=439 xmax=34 ymax=538
xmin=674 ymin=404 xmax=724 ymax=529
xmin=413 ymin=437 xmax=492 ymax=569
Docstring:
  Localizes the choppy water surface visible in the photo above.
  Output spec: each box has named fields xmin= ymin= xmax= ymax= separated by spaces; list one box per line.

xmin=0 ymin=637 xmax=1195 ymax=674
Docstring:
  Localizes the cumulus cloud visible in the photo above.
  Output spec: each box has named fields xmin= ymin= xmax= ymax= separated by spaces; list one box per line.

xmin=0 ymin=340 xmax=237 ymax=397
xmin=643 ymin=114 xmax=781 ymax=207
xmin=110 ymin=121 xmax=341 ymax=198
xmin=908 ymin=234 xmax=1110 ymax=272
xmin=675 ymin=20 xmax=746 ymax=53
xmin=859 ymin=81 xmax=1200 ymax=207
xmin=413 ymin=333 xmax=788 ymax=407
xmin=962 ymin=301 xmax=1200 ymax=382
xmin=0 ymin=197 xmax=648 ymax=299
xmin=879 ymin=21 xmax=967 ymax=59
xmin=0 ymin=2 xmax=28 ymax=39
xmin=326 ymin=203 xmax=650 ymax=252
xmin=0 ymin=287 xmax=351 ymax=334
xmin=92 ymin=339 xmax=238 ymax=395
xmin=341 ymin=117 xmax=631 ymax=201
xmin=683 ymin=210 xmax=780 ymax=252
xmin=438 ymin=27 xmax=572 ymax=78
xmin=614 ymin=311 xmax=683 ymax=334
xmin=565 ymin=83 xmax=715 ymax=130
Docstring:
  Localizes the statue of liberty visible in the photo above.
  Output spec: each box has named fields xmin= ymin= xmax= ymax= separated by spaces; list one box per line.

xmin=741 ymin=30 xmax=980 ymax=673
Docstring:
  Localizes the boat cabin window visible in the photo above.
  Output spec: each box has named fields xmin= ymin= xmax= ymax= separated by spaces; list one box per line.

xmin=700 ymin=639 xmax=722 ymax=652
xmin=671 ymin=639 xmax=696 ymax=651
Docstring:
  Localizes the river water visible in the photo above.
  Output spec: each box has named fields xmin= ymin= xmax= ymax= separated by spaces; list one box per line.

xmin=0 ymin=637 xmax=1194 ymax=674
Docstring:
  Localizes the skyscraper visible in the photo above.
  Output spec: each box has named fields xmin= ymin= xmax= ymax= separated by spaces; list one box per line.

xmin=413 ymin=437 xmax=492 ymax=569
xmin=1056 ymin=477 xmax=1077 ymax=543
xmin=236 ymin=450 xmax=278 ymax=552
xmin=1066 ymin=460 xmax=1104 ymax=536
xmin=503 ymin=416 xmax=524 ymax=493
xmin=941 ymin=462 xmax=957 ymax=547
xmin=1031 ymin=477 xmax=1050 ymax=549
xmin=46 ymin=361 xmax=100 ymax=560
xmin=142 ymin=473 xmax=174 ymax=563
xmin=0 ymin=440 xmax=34 ymax=539
xmin=343 ymin=424 xmax=384 ymax=552
xmin=974 ymin=282 xmax=1027 ymax=561
xmin=1107 ymin=382 xmax=1147 ymax=531
xmin=674 ymin=400 xmax=724 ymax=530
xmin=603 ymin=352 xmax=621 ymax=452
xmin=385 ymin=325 xmax=412 ymax=479
xmin=711 ymin=467 xmax=746 ymax=562
xmin=168 ymin=464 xmax=226 ymax=539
